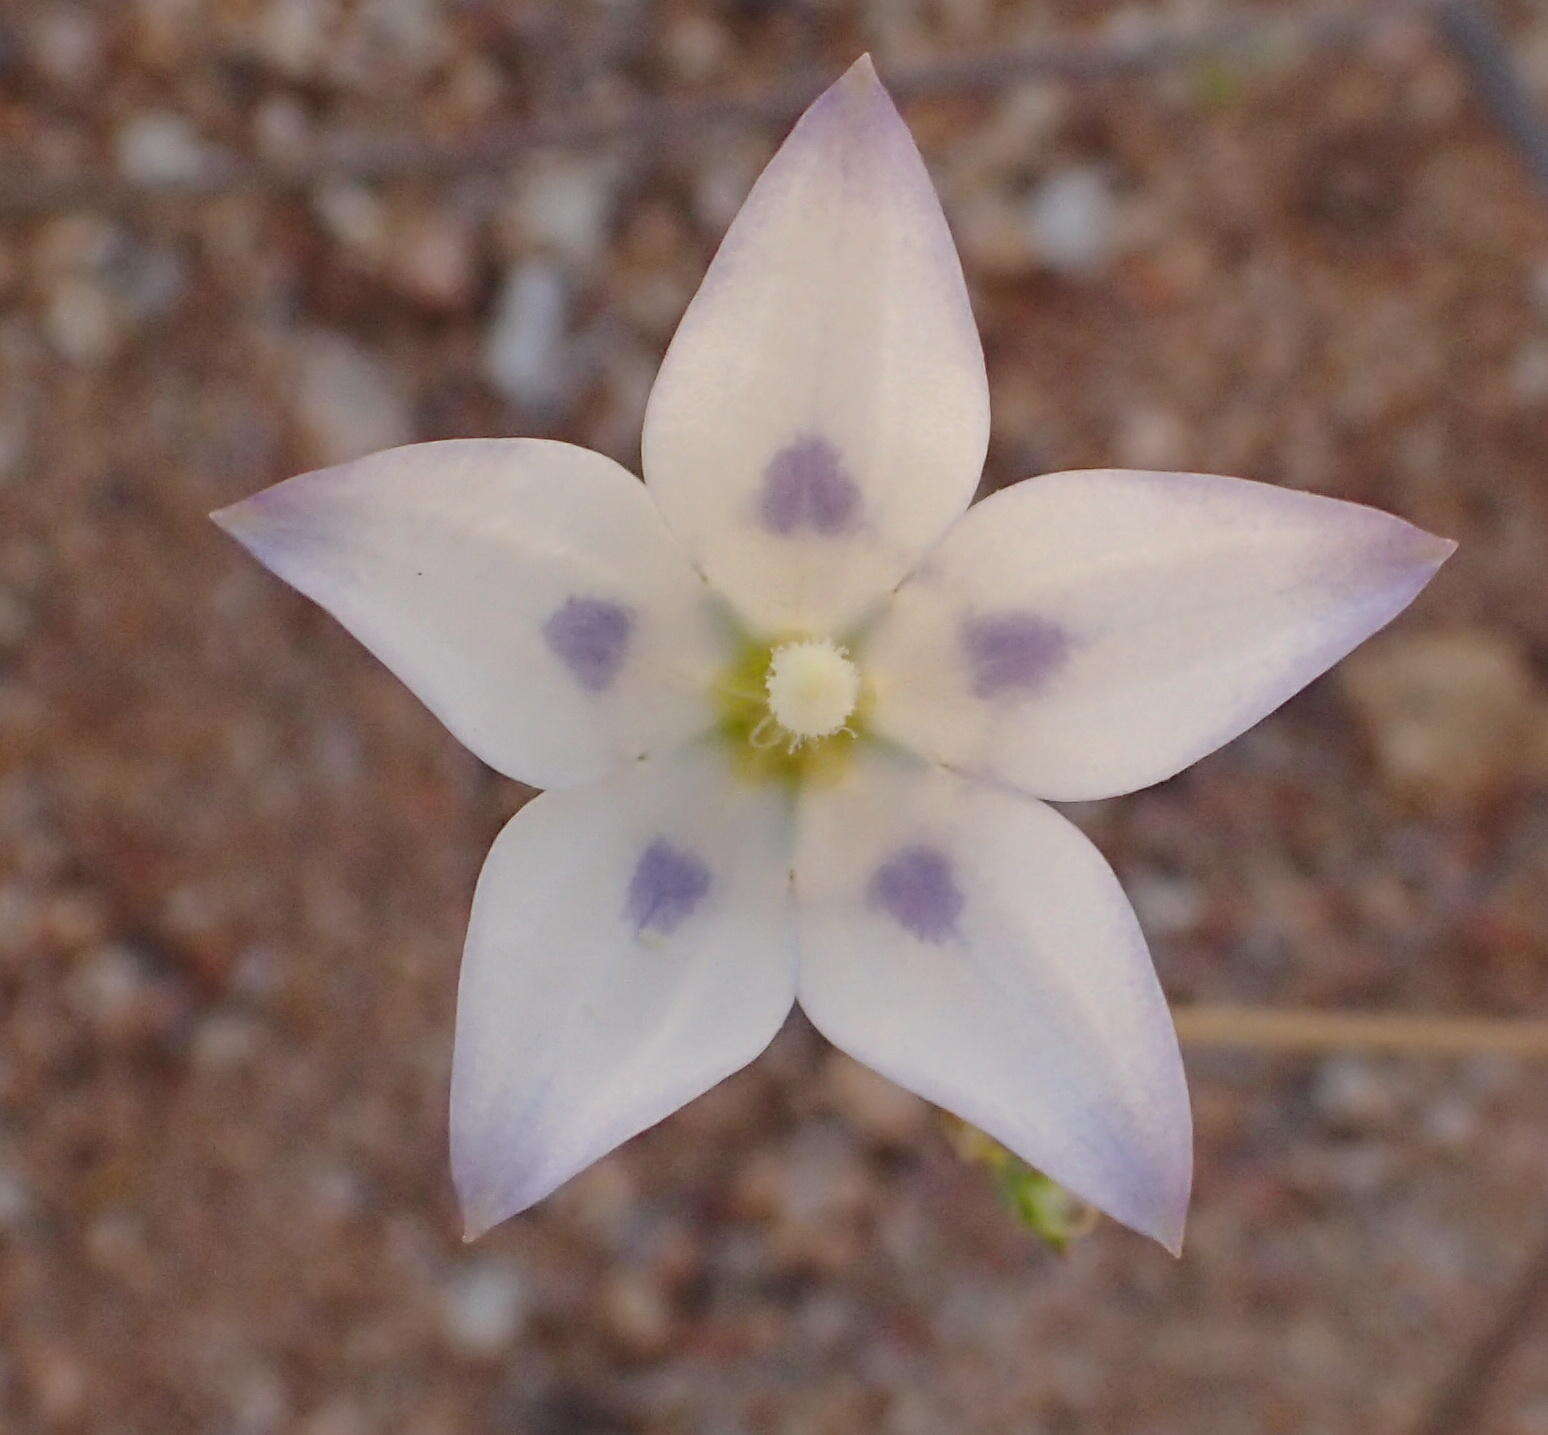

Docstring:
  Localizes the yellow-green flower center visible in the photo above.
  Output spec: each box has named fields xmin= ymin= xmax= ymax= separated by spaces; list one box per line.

xmin=714 ymin=635 xmax=868 ymax=786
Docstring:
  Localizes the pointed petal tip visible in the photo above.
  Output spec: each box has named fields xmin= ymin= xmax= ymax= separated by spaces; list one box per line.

xmin=844 ymin=52 xmax=880 ymax=84
xmin=1427 ymin=532 xmax=1460 ymax=568
xmin=1387 ymin=515 xmax=1456 ymax=572
xmin=1097 ymin=1087 xmax=1192 ymax=1256
xmin=456 ymin=1184 xmax=506 ymax=1244
xmin=208 ymin=486 xmax=287 ymax=554
xmin=208 ymin=469 xmax=359 ymax=573
xmin=1110 ymin=1156 xmax=1190 ymax=1256
xmin=811 ymin=51 xmax=898 ymax=125
xmin=208 ymin=494 xmax=268 ymax=557
xmin=1109 ymin=1162 xmax=1188 ymax=1255
xmin=1150 ymin=1204 xmax=1188 ymax=1258
xmin=1378 ymin=519 xmax=1457 ymax=596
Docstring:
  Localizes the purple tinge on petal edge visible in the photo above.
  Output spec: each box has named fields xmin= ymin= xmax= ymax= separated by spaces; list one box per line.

xmin=962 ymin=611 xmax=1069 ymax=698
xmin=543 ymin=596 xmax=633 ymax=692
xmin=759 ymin=436 xmax=861 ymax=536
xmin=626 ymin=839 xmax=712 ymax=938
xmin=867 ymin=846 xmax=963 ymax=943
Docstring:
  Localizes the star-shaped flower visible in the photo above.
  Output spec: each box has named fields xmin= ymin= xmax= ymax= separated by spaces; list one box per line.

xmin=213 ymin=58 xmax=1453 ymax=1252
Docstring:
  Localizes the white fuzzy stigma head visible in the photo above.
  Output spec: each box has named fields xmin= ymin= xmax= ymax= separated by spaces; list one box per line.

xmin=764 ymin=639 xmax=860 ymax=741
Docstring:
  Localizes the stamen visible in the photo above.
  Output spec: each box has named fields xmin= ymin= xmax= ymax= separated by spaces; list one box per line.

xmin=764 ymin=638 xmax=860 ymax=741
xmin=748 ymin=714 xmax=781 ymax=749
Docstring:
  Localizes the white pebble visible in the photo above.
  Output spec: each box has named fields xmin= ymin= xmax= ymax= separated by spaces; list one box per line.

xmin=0 ymin=1161 xmax=30 ymax=1229
xmin=485 ymin=261 xmax=571 ymax=414
xmin=508 ymin=154 xmax=617 ymax=264
xmin=387 ymin=209 xmax=475 ymax=309
xmin=255 ymin=0 xmax=328 ymax=79
xmin=1024 ymin=167 xmax=1120 ymax=276
xmin=28 ymin=9 xmax=103 ymax=89
xmin=115 ymin=112 xmax=214 ymax=187
xmin=1510 ymin=340 xmax=1548 ymax=403
xmin=1313 ymin=1057 xmax=1397 ymax=1129
xmin=313 ymin=185 xmax=388 ymax=261
xmin=292 ymin=329 xmax=412 ymax=465
xmin=438 ymin=1256 xmax=529 ymax=1355
xmin=67 ymin=944 xmax=149 ymax=1031
xmin=191 ymin=1013 xmax=264 ymax=1070
xmin=253 ymin=96 xmax=313 ymax=165
xmin=43 ymin=278 xmax=119 ymax=364
xmin=1123 ymin=870 xmax=1203 ymax=937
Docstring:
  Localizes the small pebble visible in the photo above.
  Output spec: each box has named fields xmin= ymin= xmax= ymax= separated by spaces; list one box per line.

xmin=296 ymin=1401 xmax=371 ymax=1435
xmin=507 ymin=154 xmax=617 ymax=264
xmin=1313 ymin=1057 xmax=1398 ymax=1130
xmin=1509 ymin=339 xmax=1548 ymax=403
xmin=67 ymin=944 xmax=152 ymax=1034
xmin=1341 ymin=629 xmax=1548 ymax=810
xmin=1114 ymin=407 xmax=1188 ymax=469
xmin=115 ymin=112 xmax=213 ymax=187
xmin=385 ymin=209 xmax=475 ymax=311
xmin=106 ymin=241 xmax=187 ymax=321
xmin=28 ymin=9 xmax=102 ymax=89
xmin=1024 ymin=167 xmax=1120 ymax=275
xmin=599 ymin=1271 xmax=674 ymax=1361
xmin=252 ymin=96 xmax=312 ymax=164
xmin=225 ymin=1362 xmax=289 ymax=1435
xmin=26 ymin=1344 xmax=86 ymax=1422
xmin=0 ymin=587 xmax=32 ymax=651
xmin=660 ymin=11 xmax=731 ymax=83
xmin=190 ymin=1012 xmax=265 ymax=1071
xmin=438 ymin=1256 xmax=529 ymax=1356
xmin=253 ymin=0 xmax=327 ymax=78
xmin=0 ymin=1161 xmax=30 ymax=1229
xmin=1123 ymin=869 xmax=1204 ymax=938
xmin=313 ymin=185 xmax=389 ymax=262
xmin=43 ymin=278 xmax=120 ymax=364
xmin=484 ymin=261 xmax=572 ymax=415
xmin=1422 ymin=1093 xmax=1477 ymax=1149
xmin=292 ymin=329 xmax=412 ymax=465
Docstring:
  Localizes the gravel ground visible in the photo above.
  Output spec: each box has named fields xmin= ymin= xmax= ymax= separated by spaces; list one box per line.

xmin=3 ymin=3 xmax=1548 ymax=1432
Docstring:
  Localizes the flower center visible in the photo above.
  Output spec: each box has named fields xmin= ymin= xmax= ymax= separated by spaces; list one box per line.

xmin=764 ymin=638 xmax=860 ymax=742
xmin=713 ymin=634 xmax=867 ymax=786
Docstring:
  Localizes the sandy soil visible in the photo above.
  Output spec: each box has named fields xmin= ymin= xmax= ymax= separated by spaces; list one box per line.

xmin=3 ymin=3 xmax=1548 ymax=1431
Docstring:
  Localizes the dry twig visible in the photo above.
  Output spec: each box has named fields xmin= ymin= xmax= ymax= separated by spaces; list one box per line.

xmin=1175 ymin=1005 xmax=1548 ymax=1057
xmin=0 ymin=0 xmax=1445 ymax=217
xmin=1411 ymin=1229 xmax=1548 ymax=1435
xmin=1435 ymin=0 xmax=1548 ymax=195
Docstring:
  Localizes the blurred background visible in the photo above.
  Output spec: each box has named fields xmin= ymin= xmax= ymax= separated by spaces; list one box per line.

xmin=3 ymin=1 xmax=1548 ymax=1431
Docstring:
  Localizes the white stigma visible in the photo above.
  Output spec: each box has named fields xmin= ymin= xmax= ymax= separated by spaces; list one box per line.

xmin=764 ymin=639 xmax=860 ymax=742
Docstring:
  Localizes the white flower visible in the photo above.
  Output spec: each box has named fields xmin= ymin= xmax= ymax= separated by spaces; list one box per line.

xmin=213 ymin=58 xmax=1454 ymax=1252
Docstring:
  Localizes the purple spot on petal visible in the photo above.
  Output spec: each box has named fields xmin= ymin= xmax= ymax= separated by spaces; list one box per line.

xmin=759 ymin=437 xmax=860 ymax=536
xmin=626 ymin=839 xmax=711 ymax=938
xmin=962 ymin=611 xmax=1069 ymax=698
xmin=868 ymin=846 xmax=963 ymax=943
xmin=544 ymin=597 xmax=633 ymax=692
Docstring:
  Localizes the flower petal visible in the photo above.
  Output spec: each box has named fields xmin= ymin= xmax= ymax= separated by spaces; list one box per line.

xmin=452 ymin=748 xmax=796 ymax=1238
xmin=641 ymin=56 xmax=989 ymax=637
xmin=213 ymin=439 xmax=729 ymax=790
xmin=795 ymin=753 xmax=1191 ymax=1251
xmin=865 ymin=470 xmax=1455 ymax=801
xmin=796 ymin=754 xmax=1190 ymax=1249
